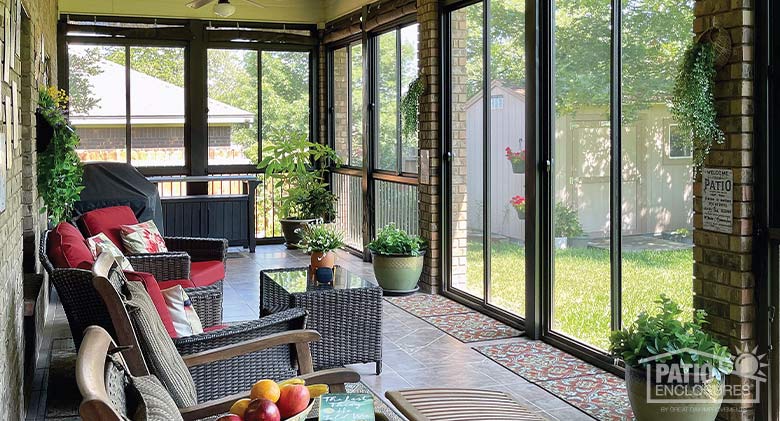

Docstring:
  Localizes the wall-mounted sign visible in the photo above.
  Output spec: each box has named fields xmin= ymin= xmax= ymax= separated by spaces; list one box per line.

xmin=702 ymin=168 xmax=733 ymax=234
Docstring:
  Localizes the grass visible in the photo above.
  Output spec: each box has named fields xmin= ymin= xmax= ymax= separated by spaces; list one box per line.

xmin=460 ymin=240 xmax=693 ymax=350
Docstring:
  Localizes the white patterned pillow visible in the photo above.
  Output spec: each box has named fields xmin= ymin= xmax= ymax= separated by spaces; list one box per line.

xmin=160 ymin=285 xmax=204 ymax=337
xmin=87 ymin=233 xmax=134 ymax=271
xmin=121 ymin=221 xmax=168 ymax=254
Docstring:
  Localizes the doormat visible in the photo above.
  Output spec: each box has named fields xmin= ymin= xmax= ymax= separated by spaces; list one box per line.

xmin=421 ymin=312 xmax=523 ymax=343
xmin=45 ymin=338 xmax=80 ymax=419
xmin=384 ymin=293 xmax=473 ymax=317
xmin=474 ymin=341 xmax=633 ymax=420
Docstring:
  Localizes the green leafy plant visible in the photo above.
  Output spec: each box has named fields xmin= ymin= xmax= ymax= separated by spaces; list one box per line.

xmin=37 ymin=87 xmax=84 ymax=224
xmin=671 ymin=41 xmax=724 ymax=171
xmin=400 ymin=75 xmax=424 ymax=139
xmin=610 ymin=295 xmax=733 ymax=380
xmin=295 ymin=222 xmax=344 ymax=253
xmin=554 ymin=202 xmax=584 ymax=238
xmin=368 ymin=224 xmax=426 ymax=257
xmin=258 ymin=130 xmax=342 ymax=220
xmin=671 ymin=228 xmax=691 ymax=238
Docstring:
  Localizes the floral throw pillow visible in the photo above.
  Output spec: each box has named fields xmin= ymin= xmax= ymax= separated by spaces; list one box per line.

xmin=120 ymin=221 xmax=168 ymax=254
xmin=86 ymin=233 xmax=134 ymax=271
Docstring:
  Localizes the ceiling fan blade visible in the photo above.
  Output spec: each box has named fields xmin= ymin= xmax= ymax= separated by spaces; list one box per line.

xmin=186 ymin=0 xmax=214 ymax=9
xmin=241 ymin=0 xmax=267 ymax=8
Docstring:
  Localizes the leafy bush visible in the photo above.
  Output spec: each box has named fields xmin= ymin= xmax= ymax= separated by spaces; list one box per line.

xmin=671 ymin=41 xmax=724 ymax=171
xmin=258 ymin=130 xmax=341 ymax=220
xmin=554 ymin=202 xmax=584 ymax=238
xmin=368 ymin=224 xmax=426 ymax=257
xmin=295 ymin=223 xmax=344 ymax=253
xmin=37 ymin=87 xmax=84 ymax=224
xmin=610 ymin=295 xmax=733 ymax=380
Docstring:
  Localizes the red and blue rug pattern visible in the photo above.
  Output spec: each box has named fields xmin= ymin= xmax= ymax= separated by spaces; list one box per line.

xmin=474 ymin=341 xmax=634 ymax=420
xmin=384 ymin=293 xmax=472 ymax=317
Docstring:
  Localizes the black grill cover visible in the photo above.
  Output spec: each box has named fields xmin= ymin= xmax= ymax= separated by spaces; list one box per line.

xmin=73 ymin=162 xmax=164 ymax=232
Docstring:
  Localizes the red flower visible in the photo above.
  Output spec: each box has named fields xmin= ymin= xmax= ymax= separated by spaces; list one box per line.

xmin=510 ymin=195 xmax=526 ymax=208
xmin=505 ymin=147 xmax=526 ymax=163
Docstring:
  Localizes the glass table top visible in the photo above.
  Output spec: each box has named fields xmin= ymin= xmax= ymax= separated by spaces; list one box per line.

xmin=263 ymin=266 xmax=377 ymax=293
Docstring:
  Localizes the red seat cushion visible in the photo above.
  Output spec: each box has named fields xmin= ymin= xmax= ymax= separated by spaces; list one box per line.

xmin=80 ymin=206 xmax=139 ymax=250
xmin=124 ymin=271 xmax=178 ymax=338
xmin=204 ymin=324 xmax=229 ymax=333
xmin=48 ymin=222 xmax=95 ymax=269
xmin=158 ymin=279 xmax=196 ymax=290
xmin=190 ymin=261 xmax=225 ymax=287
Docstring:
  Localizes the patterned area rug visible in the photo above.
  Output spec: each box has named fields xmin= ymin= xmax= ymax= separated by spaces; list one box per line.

xmin=474 ymin=341 xmax=633 ymax=420
xmin=422 ymin=312 xmax=523 ymax=342
xmin=386 ymin=293 xmax=523 ymax=343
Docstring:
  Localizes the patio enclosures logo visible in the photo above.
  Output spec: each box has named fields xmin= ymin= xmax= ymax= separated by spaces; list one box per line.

xmin=639 ymin=346 xmax=766 ymax=405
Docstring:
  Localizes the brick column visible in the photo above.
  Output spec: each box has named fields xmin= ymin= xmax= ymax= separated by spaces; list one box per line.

xmin=417 ymin=0 xmax=441 ymax=292
xmin=318 ymin=33 xmax=328 ymax=146
xmin=449 ymin=9 xmax=468 ymax=291
xmin=691 ymin=1 xmax=755 ymax=419
xmin=331 ymin=47 xmax=349 ymax=158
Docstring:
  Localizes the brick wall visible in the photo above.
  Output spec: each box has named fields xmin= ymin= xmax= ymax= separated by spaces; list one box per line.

xmin=6 ymin=0 xmax=58 ymax=418
xmin=416 ymin=0 xmax=441 ymax=292
xmin=449 ymin=9 xmax=468 ymax=291
xmin=691 ymin=0 xmax=755 ymax=419
xmin=331 ymin=46 xmax=349 ymax=158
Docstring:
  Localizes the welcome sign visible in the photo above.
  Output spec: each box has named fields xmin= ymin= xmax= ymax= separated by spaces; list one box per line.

xmin=702 ymin=168 xmax=733 ymax=234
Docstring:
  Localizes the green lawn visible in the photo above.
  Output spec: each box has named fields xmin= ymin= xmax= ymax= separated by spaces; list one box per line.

xmin=461 ymin=240 xmax=693 ymax=350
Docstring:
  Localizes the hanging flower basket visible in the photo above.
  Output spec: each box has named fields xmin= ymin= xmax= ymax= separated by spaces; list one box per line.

xmin=511 ymin=160 xmax=525 ymax=174
xmin=505 ymin=147 xmax=526 ymax=174
xmin=510 ymin=196 xmax=526 ymax=220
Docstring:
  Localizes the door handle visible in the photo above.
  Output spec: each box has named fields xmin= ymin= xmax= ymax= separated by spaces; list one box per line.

xmin=445 ymin=152 xmax=453 ymax=162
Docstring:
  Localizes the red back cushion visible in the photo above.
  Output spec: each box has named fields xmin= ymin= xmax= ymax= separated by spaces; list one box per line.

xmin=124 ymin=271 xmax=178 ymax=338
xmin=81 ymin=206 xmax=139 ymax=250
xmin=48 ymin=222 xmax=94 ymax=269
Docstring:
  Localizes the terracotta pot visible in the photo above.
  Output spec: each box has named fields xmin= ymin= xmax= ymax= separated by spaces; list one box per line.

xmin=310 ymin=250 xmax=336 ymax=271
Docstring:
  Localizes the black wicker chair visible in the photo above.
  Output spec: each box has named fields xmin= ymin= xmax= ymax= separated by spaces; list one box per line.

xmin=91 ymin=252 xmax=340 ymax=403
xmin=40 ymin=230 xmax=224 ymax=346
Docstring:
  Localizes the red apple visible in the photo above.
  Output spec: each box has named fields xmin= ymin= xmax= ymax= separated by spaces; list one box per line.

xmin=277 ymin=385 xmax=310 ymax=419
xmin=216 ymin=416 xmax=243 ymax=421
xmin=244 ymin=398 xmax=281 ymax=421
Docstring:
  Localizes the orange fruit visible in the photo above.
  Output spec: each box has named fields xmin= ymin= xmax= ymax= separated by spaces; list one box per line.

xmin=250 ymin=379 xmax=281 ymax=403
xmin=229 ymin=398 xmax=252 ymax=417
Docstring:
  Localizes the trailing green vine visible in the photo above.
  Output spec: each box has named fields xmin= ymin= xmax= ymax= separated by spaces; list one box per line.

xmin=670 ymin=42 xmax=724 ymax=172
xmin=37 ymin=87 xmax=84 ymax=224
xmin=401 ymin=75 xmax=424 ymax=139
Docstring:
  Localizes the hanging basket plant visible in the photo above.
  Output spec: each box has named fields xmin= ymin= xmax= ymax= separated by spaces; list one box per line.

xmin=670 ymin=27 xmax=730 ymax=172
xmin=37 ymin=86 xmax=84 ymax=224
xmin=401 ymin=75 xmax=425 ymax=139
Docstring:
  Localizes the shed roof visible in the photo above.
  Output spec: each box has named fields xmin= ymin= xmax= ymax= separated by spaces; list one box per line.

xmin=70 ymin=59 xmax=254 ymax=126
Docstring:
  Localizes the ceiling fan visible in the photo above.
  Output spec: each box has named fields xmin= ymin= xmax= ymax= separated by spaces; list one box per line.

xmin=186 ymin=0 xmax=265 ymax=18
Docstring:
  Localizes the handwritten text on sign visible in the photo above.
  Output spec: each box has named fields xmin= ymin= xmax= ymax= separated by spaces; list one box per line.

xmin=702 ymin=168 xmax=733 ymax=234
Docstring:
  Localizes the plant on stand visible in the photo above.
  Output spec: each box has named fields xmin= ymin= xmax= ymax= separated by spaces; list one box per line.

xmin=37 ymin=86 xmax=84 ymax=224
xmin=610 ymin=295 xmax=733 ymax=421
xmin=258 ymin=129 xmax=341 ymax=248
xmin=295 ymin=222 xmax=344 ymax=273
xmin=505 ymin=147 xmax=526 ymax=174
xmin=510 ymin=196 xmax=526 ymax=220
xmin=553 ymin=202 xmax=584 ymax=249
xmin=368 ymin=224 xmax=426 ymax=295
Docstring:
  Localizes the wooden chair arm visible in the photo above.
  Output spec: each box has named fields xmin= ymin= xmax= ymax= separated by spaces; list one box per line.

xmin=299 ymin=368 xmax=361 ymax=393
xmin=179 ymin=391 xmax=246 ymax=421
xmin=181 ymin=329 xmax=321 ymax=369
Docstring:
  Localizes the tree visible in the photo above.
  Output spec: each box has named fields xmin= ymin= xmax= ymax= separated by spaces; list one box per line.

xmin=68 ymin=46 xmax=105 ymax=114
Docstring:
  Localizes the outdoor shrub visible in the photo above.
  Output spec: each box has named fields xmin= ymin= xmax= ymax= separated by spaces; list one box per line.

xmin=368 ymin=224 xmax=426 ymax=257
xmin=553 ymin=202 xmax=584 ymax=238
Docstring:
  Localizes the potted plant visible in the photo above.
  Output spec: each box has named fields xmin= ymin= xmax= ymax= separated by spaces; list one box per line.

xmin=610 ymin=295 xmax=733 ymax=421
xmin=368 ymin=224 xmax=426 ymax=294
xmin=295 ymin=222 xmax=344 ymax=272
xmin=553 ymin=202 xmax=584 ymax=249
xmin=258 ymin=130 xmax=341 ymax=248
xmin=37 ymin=86 xmax=85 ymax=224
xmin=401 ymin=75 xmax=424 ymax=139
xmin=510 ymin=195 xmax=526 ymax=220
xmin=505 ymin=147 xmax=526 ymax=174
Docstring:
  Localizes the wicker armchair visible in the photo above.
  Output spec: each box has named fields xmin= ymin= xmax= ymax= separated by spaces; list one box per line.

xmin=40 ymin=230 xmax=223 ymax=346
xmin=92 ymin=252 xmax=332 ymax=402
xmin=77 ymin=325 xmax=361 ymax=421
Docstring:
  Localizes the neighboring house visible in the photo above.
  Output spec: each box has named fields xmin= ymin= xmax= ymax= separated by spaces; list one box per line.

xmin=465 ymin=81 xmax=693 ymax=240
xmin=71 ymin=60 xmax=254 ymax=164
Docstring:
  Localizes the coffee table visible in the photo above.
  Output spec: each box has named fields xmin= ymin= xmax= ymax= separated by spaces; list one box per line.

xmin=260 ymin=266 xmax=384 ymax=374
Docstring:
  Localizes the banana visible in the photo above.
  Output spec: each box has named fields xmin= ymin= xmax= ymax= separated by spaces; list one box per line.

xmin=278 ymin=377 xmax=306 ymax=387
xmin=306 ymin=384 xmax=329 ymax=398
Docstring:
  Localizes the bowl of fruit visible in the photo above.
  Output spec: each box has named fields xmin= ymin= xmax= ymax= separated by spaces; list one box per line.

xmin=216 ymin=378 xmax=329 ymax=421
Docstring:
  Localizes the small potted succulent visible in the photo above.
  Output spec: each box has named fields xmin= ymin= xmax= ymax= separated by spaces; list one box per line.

xmin=610 ymin=295 xmax=733 ymax=421
xmin=368 ymin=224 xmax=426 ymax=294
xmin=505 ymin=147 xmax=526 ymax=174
xmin=510 ymin=195 xmax=526 ymax=220
xmin=295 ymin=222 xmax=344 ymax=272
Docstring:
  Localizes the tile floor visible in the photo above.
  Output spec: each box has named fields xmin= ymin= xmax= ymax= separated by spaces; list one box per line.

xmin=27 ymin=244 xmax=607 ymax=420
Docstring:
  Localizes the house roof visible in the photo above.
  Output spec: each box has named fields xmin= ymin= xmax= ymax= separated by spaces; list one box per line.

xmin=70 ymin=59 xmax=254 ymax=126
xmin=465 ymin=80 xmax=526 ymax=109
